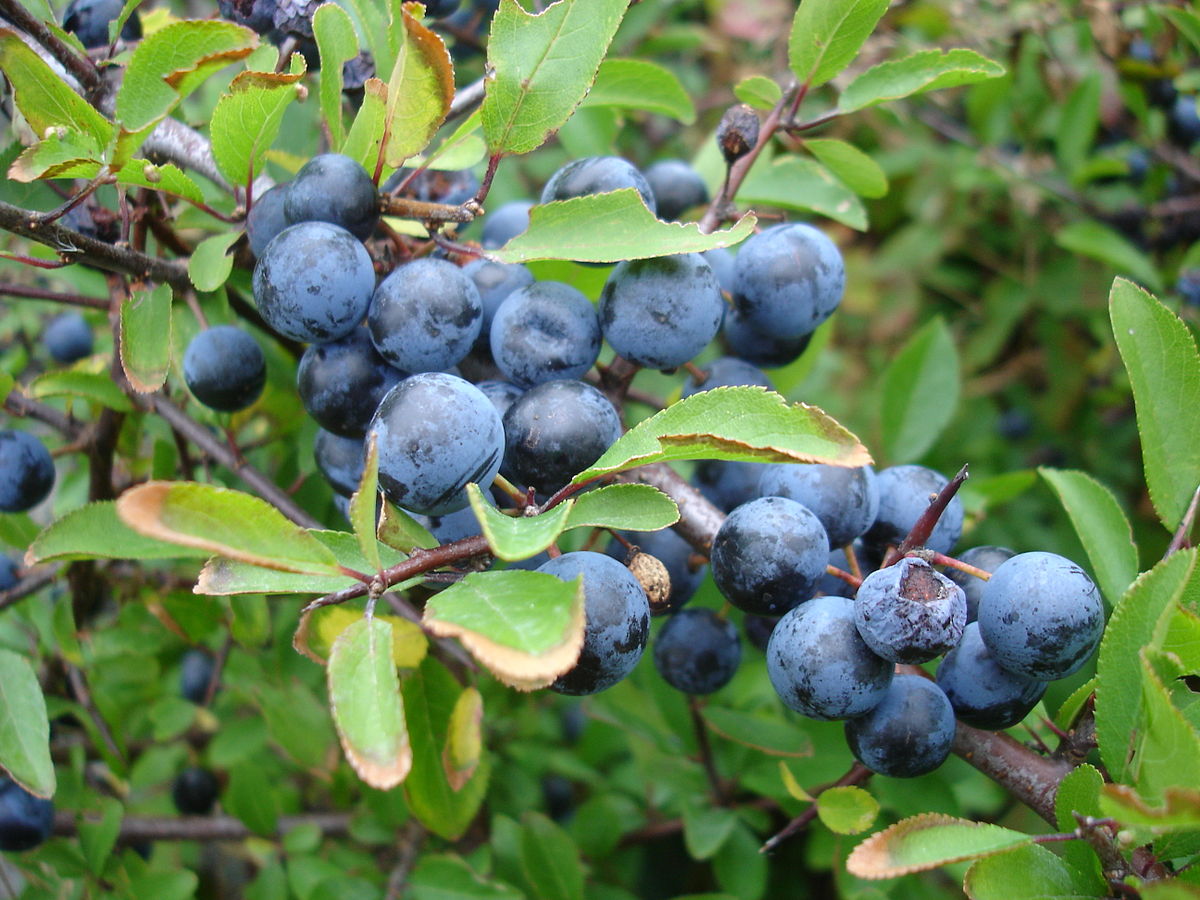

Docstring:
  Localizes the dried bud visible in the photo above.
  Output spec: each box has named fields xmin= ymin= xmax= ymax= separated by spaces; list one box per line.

xmin=626 ymin=549 xmax=672 ymax=614
xmin=716 ymin=104 xmax=760 ymax=165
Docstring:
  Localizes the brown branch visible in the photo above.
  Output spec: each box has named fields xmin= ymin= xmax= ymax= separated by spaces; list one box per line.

xmin=3 ymin=391 xmax=84 ymax=438
xmin=0 ymin=566 xmax=58 ymax=613
xmin=689 ymin=697 xmax=728 ymax=805
xmin=66 ymin=665 xmax=126 ymax=767
xmin=52 ymin=811 xmax=352 ymax=844
xmin=378 ymin=195 xmax=479 ymax=224
xmin=623 ymin=463 xmax=726 ymax=554
xmin=0 ymin=282 xmax=109 ymax=310
xmin=0 ymin=201 xmax=191 ymax=291
xmin=1166 ymin=483 xmax=1200 ymax=558
xmin=951 ymin=723 xmax=1071 ymax=826
xmin=0 ymin=0 xmax=102 ymax=94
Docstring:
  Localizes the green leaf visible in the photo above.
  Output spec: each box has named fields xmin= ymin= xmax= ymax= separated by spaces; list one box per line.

xmin=563 ymin=484 xmax=679 ymax=533
xmin=128 ymin=872 xmax=200 ymax=900
xmin=115 ymin=481 xmax=344 ymax=574
xmin=350 ymin=434 xmax=382 ymax=573
xmin=481 ymin=0 xmax=630 ymax=155
xmin=442 ymin=686 xmax=483 ymax=792
xmin=230 ymin=594 xmax=271 ymax=647
xmin=309 ymin=529 xmax=405 ymax=575
xmin=0 ymin=649 xmax=55 ymax=797
xmin=0 ymin=29 xmax=114 ymax=149
xmin=846 ymin=814 xmax=1031 ymax=879
xmin=574 ymin=386 xmax=870 ymax=484
xmin=1056 ymin=72 xmax=1101 ymax=176
xmin=878 ymin=316 xmax=959 ymax=464
xmin=804 ymin=138 xmax=888 ymax=198
xmin=1039 ymin=468 xmax=1138 ymax=607
xmin=119 ymin=283 xmax=172 ymax=393
xmin=26 ymin=500 xmax=210 ymax=564
xmin=838 ymin=48 xmax=1006 ymax=113
xmin=467 ymin=484 xmax=572 ymax=562
xmin=1060 ymin=225 xmax=1163 ymax=294
xmin=963 ymin=844 xmax=1105 ymax=900
xmin=313 ymin=3 xmax=359 ymax=148
xmin=700 ymin=707 xmax=813 ymax=758
xmin=195 ymin=558 xmax=357 ymax=596
xmin=1055 ymin=764 xmax=1105 ymax=832
xmin=423 ymin=570 xmax=585 ymax=691
xmin=327 ymin=617 xmax=411 ymax=789
xmin=736 ymin=156 xmax=867 ymax=231
xmin=341 ymin=78 xmax=388 ymax=170
xmin=1099 ymin=784 xmax=1200 ymax=832
xmin=1160 ymin=7 xmax=1200 ymax=56
xmin=25 ymin=370 xmax=134 ymax=412
xmin=408 ymin=855 xmax=524 ymax=900
xmin=7 ymin=129 xmax=106 ymax=182
xmin=1110 ymin=278 xmax=1200 ymax=529
xmin=226 ymin=761 xmax=277 ymax=836
xmin=788 ymin=0 xmax=890 ymax=89
xmin=78 ymin=797 xmax=122 ymax=876
xmin=682 ymin=803 xmax=739 ymax=860
xmin=519 ymin=812 xmax=585 ymax=900
xmin=816 ymin=785 xmax=879 ymax=835
xmin=40 ymin=157 xmax=206 ymax=203
xmin=378 ymin=500 xmax=438 ymax=553
xmin=713 ymin=822 xmax=767 ymax=900
xmin=210 ymin=67 xmax=305 ymax=188
xmin=490 ymin=190 xmax=755 ymax=263
xmin=734 ymin=75 xmax=782 ymax=111
xmin=1095 ymin=549 xmax=1196 ymax=781
xmin=187 ymin=232 xmax=241 ymax=293
xmin=402 ymin=659 xmax=491 ymax=840
xmin=294 ymin=604 xmax=427 ymax=668
xmin=1130 ymin=648 xmax=1200 ymax=804
xmin=582 ymin=58 xmax=695 ymax=123
xmin=115 ymin=20 xmax=259 ymax=133
xmin=380 ymin=4 xmax=455 ymax=168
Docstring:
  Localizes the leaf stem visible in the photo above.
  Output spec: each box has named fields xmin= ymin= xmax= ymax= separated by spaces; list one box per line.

xmin=882 ymin=464 xmax=969 ymax=567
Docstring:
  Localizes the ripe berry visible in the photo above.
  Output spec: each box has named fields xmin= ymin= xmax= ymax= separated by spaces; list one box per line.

xmin=44 ymin=313 xmax=93 ymax=364
xmin=935 ymin=623 xmax=1046 ymax=730
xmin=368 ymin=259 xmax=483 ymax=373
xmin=844 ymin=675 xmax=956 ymax=778
xmin=731 ymin=223 xmax=844 ymax=340
xmin=943 ymin=545 xmax=1015 ymax=622
xmin=180 ymin=650 xmax=215 ymax=705
xmin=172 ymin=767 xmax=219 ymax=815
xmin=643 ymin=159 xmax=710 ymax=221
xmin=653 ymin=608 xmax=741 ymax=694
xmin=853 ymin=557 xmax=967 ymax=664
xmin=490 ymin=282 xmax=602 ymax=387
xmin=63 ymin=0 xmax=141 ymax=48
xmin=297 ymin=327 xmax=405 ymax=438
xmin=864 ymin=465 xmax=964 ymax=556
xmin=0 ymin=431 xmax=55 ymax=513
xmin=183 ymin=326 xmax=266 ymax=413
xmin=758 ymin=463 xmax=879 ymax=549
xmin=541 ymin=157 xmax=657 ymax=215
xmin=0 ymin=778 xmax=54 ymax=852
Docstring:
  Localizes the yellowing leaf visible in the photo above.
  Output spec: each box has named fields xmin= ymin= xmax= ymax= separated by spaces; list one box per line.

xmin=442 ymin=687 xmax=483 ymax=791
xmin=294 ymin=604 xmax=427 ymax=668
xmin=381 ymin=3 xmax=455 ymax=168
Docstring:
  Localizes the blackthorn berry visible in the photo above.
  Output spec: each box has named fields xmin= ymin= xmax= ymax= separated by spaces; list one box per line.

xmin=731 ymin=223 xmax=844 ymax=340
xmin=63 ymin=0 xmax=140 ymax=47
xmin=285 ymin=154 xmax=379 ymax=240
xmin=0 ymin=431 xmax=55 ymax=513
xmin=480 ymin=201 xmax=533 ymax=249
xmin=180 ymin=649 xmax=215 ymax=705
xmin=298 ymin=327 xmax=405 ymax=438
xmin=936 ymin=623 xmax=1046 ymax=730
xmin=368 ymin=259 xmax=482 ymax=373
xmin=43 ymin=312 xmax=93 ymax=364
xmin=864 ymin=465 xmax=964 ymax=556
xmin=541 ymin=157 xmax=657 ymax=215
xmin=490 ymin=282 xmax=602 ymax=387
xmin=944 ymin=545 xmax=1014 ymax=622
xmin=759 ymin=463 xmax=879 ymax=549
xmin=183 ymin=326 xmax=266 ymax=413
xmin=853 ymin=557 xmax=967 ymax=664
xmin=653 ymin=608 xmax=741 ymax=694
xmin=172 ymin=767 xmax=219 ymax=816
xmin=246 ymin=184 xmax=292 ymax=258
xmin=0 ymin=778 xmax=54 ymax=852
xmin=643 ymin=159 xmax=709 ymax=221
xmin=314 ymin=430 xmax=365 ymax=497
xmin=844 ymin=675 xmax=956 ymax=778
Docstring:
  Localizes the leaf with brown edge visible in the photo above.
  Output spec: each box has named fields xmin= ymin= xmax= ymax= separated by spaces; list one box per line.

xmin=442 ymin=686 xmax=483 ymax=791
xmin=423 ymin=570 xmax=585 ymax=691
xmin=380 ymin=3 xmax=454 ymax=168
xmin=294 ymin=603 xmax=427 ymax=668
xmin=196 ymin=558 xmax=357 ymax=596
xmin=846 ymin=814 xmax=1031 ymax=880
xmin=573 ymin=386 xmax=870 ymax=483
xmin=327 ymin=617 xmax=412 ymax=789
xmin=116 ymin=482 xmax=343 ymax=575
xmin=1099 ymin=784 xmax=1200 ymax=830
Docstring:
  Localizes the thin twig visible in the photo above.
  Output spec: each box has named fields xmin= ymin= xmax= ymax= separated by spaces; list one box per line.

xmin=66 ymin=665 xmax=126 ymax=767
xmin=760 ymin=763 xmax=872 ymax=853
xmin=0 ymin=282 xmax=110 ymax=309
xmin=1165 ymin=483 xmax=1200 ymax=558
xmin=0 ymin=0 xmax=101 ymax=94
xmin=0 ymin=567 xmax=58 ymax=613
xmin=689 ymin=697 xmax=726 ymax=805
xmin=51 ymin=811 xmax=353 ymax=843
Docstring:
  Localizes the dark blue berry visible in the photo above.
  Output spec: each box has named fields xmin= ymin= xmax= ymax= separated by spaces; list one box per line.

xmin=298 ymin=327 xmax=405 ymax=438
xmin=246 ymin=184 xmax=292 ymax=258
xmin=368 ymin=259 xmax=482 ymax=373
xmin=43 ymin=313 xmax=93 ymax=364
xmin=653 ymin=608 xmax=741 ymax=694
xmin=0 ymin=431 xmax=55 ymax=513
xmin=607 ymin=527 xmax=707 ymax=612
xmin=731 ymin=223 xmax=844 ymax=340
xmin=284 ymin=154 xmax=379 ymax=240
xmin=180 ymin=649 xmax=215 ymax=705
xmin=944 ymin=545 xmax=1014 ymax=623
xmin=759 ymin=463 xmax=879 ymax=549
xmin=844 ymin=675 xmax=956 ymax=777
xmin=63 ymin=0 xmax=141 ymax=47
xmin=183 ymin=326 xmax=266 ymax=413
xmin=480 ymin=201 xmax=533 ymax=249
xmin=936 ymin=623 xmax=1046 ymax=730
xmin=853 ymin=557 xmax=967 ymax=664
xmin=643 ymin=159 xmax=709 ymax=221
xmin=172 ymin=767 xmax=219 ymax=816
xmin=490 ymin=282 xmax=602 ymax=387
xmin=864 ymin=465 xmax=964 ymax=556
xmin=314 ymin=430 xmax=365 ymax=497
xmin=0 ymin=778 xmax=54 ymax=852
xmin=541 ymin=157 xmax=657 ymax=215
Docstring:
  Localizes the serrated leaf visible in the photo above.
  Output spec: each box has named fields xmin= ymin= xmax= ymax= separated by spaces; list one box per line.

xmin=350 ymin=434 xmax=382 ymax=572
xmin=195 ymin=558 xmax=357 ymax=595
xmin=8 ymin=129 xmax=105 ymax=182
xmin=481 ymin=0 xmax=629 ymax=155
xmin=116 ymin=482 xmax=344 ymax=574
xmin=381 ymin=3 xmax=454 ymax=168
xmin=328 ymin=617 xmax=412 ymax=789
xmin=1099 ymin=784 xmax=1200 ymax=832
xmin=582 ymin=58 xmax=695 ymax=123
xmin=788 ymin=0 xmax=889 ymax=89
xmin=210 ymin=67 xmax=305 ymax=188
xmin=25 ymin=370 xmax=133 ymax=412
xmin=736 ymin=156 xmax=867 ymax=231
xmin=734 ymin=75 xmax=782 ymax=111
xmin=846 ymin=814 xmax=1031 ymax=879
xmin=1039 ymin=468 xmax=1137 ymax=608
xmin=41 ymin=158 xmax=205 ymax=203
xmin=701 ymin=708 xmax=813 ymax=758
xmin=0 ymin=29 xmax=114 ymax=149
xmin=574 ymin=386 xmax=870 ymax=484
xmin=1056 ymin=764 xmax=1104 ymax=831
xmin=838 ymin=49 xmax=1006 ymax=113
xmin=293 ymin=604 xmax=427 ymax=668
xmin=490 ymin=189 xmax=755 ymax=263
xmin=804 ymin=138 xmax=888 ymax=198
xmin=115 ymin=20 xmax=258 ymax=133
xmin=313 ymin=3 xmax=359 ymax=148
xmin=683 ymin=803 xmax=739 ymax=860
xmin=963 ymin=843 xmax=1105 ymax=900
xmin=1060 ymin=226 xmax=1163 ymax=294
xmin=1130 ymin=648 xmax=1200 ymax=804
xmin=879 ymin=316 xmax=959 ymax=464
xmin=341 ymin=78 xmax=388 ymax=170
xmin=1096 ymin=549 xmax=1196 ymax=781
xmin=119 ymin=283 xmax=172 ymax=392
xmin=520 ymin=811 xmax=585 ymax=900
xmin=403 ymin=658 xmax=491 ymax=840
xmin=442 ymin=686 xmax=483 ymax=792
xmin=467 ymin=483 xmax=572 ymax=562
xmin=378 ymin=499 xmax=439 ymax=552
xmin=423 ymin=570 xmax=585 ymax=691
xmin=0 ymin=650 xmax=54 ymax=798
xmin=1110 ymin=278 xmax=1200 ymax=529
xmin=563 ymin=484 xmax=679 ymax=533
xmin=817 ymin=785 xmax=879 ymax=835
xmin=1055 ymin=676 xmax=1098 ymax=730
xmin=187 ymin=232 xmax=240 ymax=293
xmin=310 ymin=529 xmax=406 ymax=576
xmin=26 ymin=501 xmax=210 ymax=565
